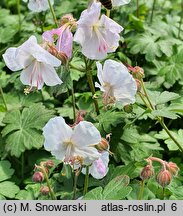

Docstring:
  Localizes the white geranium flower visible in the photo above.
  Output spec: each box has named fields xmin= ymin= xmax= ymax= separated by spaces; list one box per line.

xmin=25 ymin=0 xmax=54 ymax=13
xmin=95 ymin=59 xmax=137 ymax=106
xmin=82 ymin=151 xmax=109 ymax=179
xmin=3 ymin=35 xmax=62 ymax=90
xmin=74 ymin=2 xmax=123 ymax=60
xmin=43 ymin=117 xmax=101 ymax=167
xmin=112 ymin=0 xmax=131 ymax=7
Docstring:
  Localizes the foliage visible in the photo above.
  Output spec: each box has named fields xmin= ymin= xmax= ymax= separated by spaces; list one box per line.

xmin=0 ymin=0 xmax=183 ymax=201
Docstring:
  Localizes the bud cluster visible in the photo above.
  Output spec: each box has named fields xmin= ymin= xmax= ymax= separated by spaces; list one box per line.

xmin=140 ymin=157 xmax=179 ymax=188
xmin=127 ymin=64 xmax=145 ymax=92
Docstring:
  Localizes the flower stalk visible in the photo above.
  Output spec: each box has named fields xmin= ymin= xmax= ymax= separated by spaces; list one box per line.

xmin=47 ymin=0 xmax=58 ymax=27
xmin=0 ymin=87 xmax=8 ymax=111
xmin=83 ymin=166 xmax=89 ymax=195
xmin=138 ymin=79 xmax=183 ymax=153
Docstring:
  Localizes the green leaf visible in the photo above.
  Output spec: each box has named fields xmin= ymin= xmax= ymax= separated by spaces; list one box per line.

xmin=151 ymin=109 xmax=179 ymax=119
xmin=103 ymin=175 xmax=131 ymax=200
xmin=155 ymin=129 xmax=183 ymax=151
xmin=0 ymin=181 xmax=19 ymax=199
xmin=0 ymin=161 xmax=14 ymax=182
xmin=15 ymin=190 xmax=34 ymax=200
xmin=128 ymin=33 xmax=162 ymax=61
xmin=83 ymin=187 xmax=103 ymax=200
xmin=97 ymin=110 xmax=125 ymax=133
xmin=2 ymin=103 xmax=54 ymax=157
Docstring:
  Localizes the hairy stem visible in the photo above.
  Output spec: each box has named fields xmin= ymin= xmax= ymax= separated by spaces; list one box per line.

xmin=150 ymin=0 xmax=157 ymax=23
xmin=158 ymin=117 xmax=183 ymax=153
xmin=0 ymin=87 xmax=8 ymax=111
xmin=136 ymin=0 xmax=139 ymax=18
xmin=140 ymin=80 xmax=183 ymax=153
xmin=138 ymin=180 xmax=145 ymax=200
xmin=178 ymin=0 xmax=183 ymax=38
xmin=106 ymin=9 xmax=110 ymax=17
xmin=41 ymin=166 xmax=56 ymax=200
xmin=47 ymin=0 xmax=58 ymax=27
xmin=17 ymin=0 xmax=21 ymax=31
xmin=71 ymin=86 xmax=76 ymax=122
xmin=83 ymin=166 xmax=89 ymax=195
xmin=84 ymin=59 xmax=99 ymax=115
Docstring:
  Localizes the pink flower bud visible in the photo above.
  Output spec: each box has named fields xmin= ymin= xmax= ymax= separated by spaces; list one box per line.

xmin=134 ymin=66 xmax=144 ymax=79
xmin=157 ymin=169 xmax=172 ymax=187
xmin=95 ymin=138 xmax=109 ymax=152
xmin=32 ymin=171 xmax=44 ymax=182
xmin=140 ymin=165 xmax=154 ymax=180
xmin=166 ymin=162 xmax=179 ymax=176
xmin=40 ymin=186 xmax=49 ymax=195
xmin=45 ymin=160 xmax=55 ymax=168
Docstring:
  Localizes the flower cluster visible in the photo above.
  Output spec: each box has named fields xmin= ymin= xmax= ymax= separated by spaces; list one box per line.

xmin=3 ymin=0 xmax=135 ymax=180
xmin=140 ymin=157 xmax=179 ymax=187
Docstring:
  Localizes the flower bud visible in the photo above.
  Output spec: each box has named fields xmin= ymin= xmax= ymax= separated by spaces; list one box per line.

xmin=135 ymin=79 xmax=141 ymax=92
xmin=166 ymin=162 xmax=179 ymax=176
xmin=140 ymin=165 xmax=154 ymax=180
xmin=134 ymin=66 xmax=144 ymax=79
xmin=95 ymin=138 xmax=109 ymax=152
xmin=44 ymin=160 xmax=55 ymax=168
xmin=32 ymin=171 xmax=44 ymax=182
xmin=123 ymin=104 xmax=133 ymax=113
xmin=40 ymin=186 xmax=49 ymax=195
xmin=60 ymin=14 xmax=74 ymax=26
xmin=156 ymin=169 xmax=172 ymax=187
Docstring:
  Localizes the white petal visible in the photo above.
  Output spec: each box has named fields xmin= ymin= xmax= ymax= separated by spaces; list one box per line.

xmin=112 ymin=0 xmax=131 ymax=6
xmin=75 ymin=146 xmax=100 ymax=165
xmin=100 ymin=15 xmax=123 ymax=34
xmin=2 ymin=47 xmax=23 ymax=71
xmin=102 ymin=60 xmax=124 ymax=86
xmin=96 ymin=61 xmax=105 ymax=86
xmin=77 ymin=2 xmax=101 ymax=26
xmin=43 ymin=116 xmax=73 ymax=151
xmin=41 ymin=63 xmax=63 ymax=86
xmin=72 ymin=121 xmax=101 ymax=147
xmin=28 ymin=0 xmax=53 ymax=12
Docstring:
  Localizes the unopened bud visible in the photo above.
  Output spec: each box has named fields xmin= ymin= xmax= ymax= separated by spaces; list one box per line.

xmin=135 ymin=79 xmax=141 ymax=91
xmin=32 ymin=171 xmax=44 ymax=182
xmin=60 ymin=14 xmax=74 ymax=26
xmin=40 ymin=186 xmax=49 ymax=195
xmin=166 ymin=162 xmax=179 ymax=176
xmin=95 ymin=138 xmax=109 ymax=151
xmin=140 ymin=165 xmax=154 ymax=180
xmin=44 ymin=160 xmax=54 ymax=168
xmin=123 ymin=104 xmax=133 ymax=113
xmin=134 ymin=66 xmax=144 ymax=79
xmin=157 ymin=169 xmax=172 ymax=187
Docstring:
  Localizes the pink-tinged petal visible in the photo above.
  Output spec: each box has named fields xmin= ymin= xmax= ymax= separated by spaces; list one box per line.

xmin=77 ymin=2 xmax=101 ymax=26
xmin=42 ymin=27 xmax=64 ymax=43
xmin=20 ymin=60 xmax=44 ymax=89
xmin=2 ymin=47 xmax=23 ymax=71
xmin=43 ymin=116 xmax=73 ymax=151
xmin=80 ymin=30 xmax=107 ymax=60
xmin=72 ymin=121 xmax=101 ymax=147
xmin=112 ymin=0 xmax=131 ymax=6
xmin=56 ymin=27 xmax=73 ymax=59
xmin=41 ymin=63 xmax=63 ymax=86
xmin=82 ymin=151 xmax=109 ymax=179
